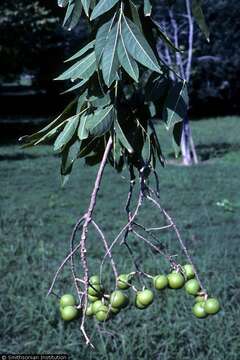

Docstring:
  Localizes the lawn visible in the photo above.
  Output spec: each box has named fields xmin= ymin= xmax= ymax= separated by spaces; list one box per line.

xmin=0 ymin=116 xmax=240 ymax=359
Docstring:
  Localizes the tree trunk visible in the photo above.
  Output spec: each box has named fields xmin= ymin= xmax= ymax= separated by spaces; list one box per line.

xmin=181 ymin=115 xmax=198 ymax=165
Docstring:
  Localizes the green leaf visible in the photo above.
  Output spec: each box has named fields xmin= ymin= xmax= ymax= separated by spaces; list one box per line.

xmin=121 ymin=15 xmax=162 ymax=74
xmin=88 ymin=93 xmax=111 ymax=108
xmin=61 ymin=79 xmax=88 ymax=94
xmin=95 ymin=16 xmax=116 ymax=64
xmin=163 ymin=80 xmax=188 ymax=130
xmin=129 ymin=0 xmax=143 ymax=32
xmin=67 ymin=0 xmax=82 ymax=30
xmin=63 ymin=1 xmax=74 ymax=26
xmin=101 ymin=20 xmax=120 ymax=87
xmin=192 ymin=0 xmax=210 ymax=42
xmin=19 ymin=100 xmax=76 ymax=146
xmin=81 ymin=0 xmax=91 ymax=16
xmin=86 ymin=105 xmax=114 ymax=137
xmin=144 ymin=0 xmax=152 ymax=16
xmin=114 ymin=118 xmax=134 ymax=154
xmin=141 ymin=132 xmax=151 ymax=163
xmin=65 ymin=40 xmax=95 ymax=62
xmin=78 ymin=113 xmax=89 ymax=140
xmin=90 ymin=0 xmax=119 ymax=20
xmin=54 ymin=114 xmax=80 ymax=152
xmin=55 ymin=52 xmax=96 ymax=81
xmin=117 ymin=25 xmax=139 ymax=82
xmin=76 ymin=90 xmax=87 ymax=113
xmin=172 ymin=121 xmax=183 ymax=158
xmin=152 ymin=19 xmax=181 ymax=52
xmin=61 ymin=139 xmax=81 ymax=175
xmin=58 ymin=0 xmax=69 ymax=7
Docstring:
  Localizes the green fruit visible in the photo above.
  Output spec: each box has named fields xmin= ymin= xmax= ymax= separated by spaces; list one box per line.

xmin=88 ymin=294 xmax=99 ymax=302
xmin=60 ymin=305 xmax=78 ymax=321
xmin=204 ymin=298 xmax=220 ymax=315
xmin=92 ymin=300 xmax=103 ymax=314
xmin=167 ymin=272 xmax=185 ymax=289
xmin=192 ymin=302 xmax=207 ymax=318
xmin=185 ymin=279 xmax=200 ymax=295
xmin=89 ymin=275 xmax=100 ymax=285
xmin=117 ymin=274 xmax=131 ymax=290
xmin=60 ymin=294 xmax=76 ymax=308
xmin=110 ymin=290 xmax=128 ymax=308
xmin=88 ymin=284 xmax=102 ymax=297
xmin=95 ymin=305 xmax=110 ymax=321
xmin=135 ymin=298 xmax=147 ymax=310
xmin=110 ymin=306 xmax=121 ymax=315
xmin=183 ymin=264 xmax=195 ymax=279
xmin=195 ymin=295 xmax=205 ymax=303
xmin=85 ymin=304 xmax=94 ymax=316
xmin=153 ymin=275 xmax=168 ymax=290
xmin=137 ymin=289 xmax=154 ymax=306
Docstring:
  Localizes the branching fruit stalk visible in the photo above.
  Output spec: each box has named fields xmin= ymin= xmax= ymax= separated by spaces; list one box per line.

xmin=79 ymin=136 xmax=113 ymax=345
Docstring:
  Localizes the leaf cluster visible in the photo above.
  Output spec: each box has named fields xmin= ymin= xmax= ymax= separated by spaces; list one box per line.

xmin=21 ymin=0 xmax=208 ymax=182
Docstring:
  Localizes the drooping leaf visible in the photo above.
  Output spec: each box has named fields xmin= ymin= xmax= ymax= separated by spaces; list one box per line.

xmin=55 ymin=52 xmax=96 ymax=81
xmin=81 ymin=0 xmax=91 ymax=16
xmin=76 ymin=90 xmax=88 ymax=113
xmin=121 ymin=15 xmax=162 ymax=74
xmin=61 ymin=139 xmax=81 ymax=175
xmin=65 ymin=40 xmax=95 ymax=62
xmin=63 ymin=0 xmax=74 ymax=26
xmin=78 ymin=113 xmax=89 ymax=140
xmin=192 ymin=0 xmax=210 ymax=42
xmin=129 ymin=0 xmax=143 ymax=32
xmin=101 ymin=20 xmax=120 ymax=87
xmin=58 ymin=0 xmax=69 ymax=8
xmin=54 ymin=114 xmax=80 ymax=151
xmin=95 ymin=16 xmax=116 ymax=64
xmin=61 ymin=78 xmax=88 ymax=94
xmin=152 ymin=19 xmax=181 ymax=52
xmin=114 ymin=118 xmax=134 ymax=154
xmin=86 ymin=105 xmax=114 ymax=137
xmin=141 ymin=131 xmax=151 ymax=164
xmin=89 ymin=93 xmax=111 ymax=108
xmin=19 ymin=99 xmax=77 ymax=146
xmin=144 ymin=0 xmax=152 ymax=16
xmin=172 ymin=121 xmax=183 ymax=158
xmin=162 ymin=80 xmax=188 ymax=130
xmin=90 ymin=0 xmax=119 ymax=20
xmin=117 ymin=26 xmax=139 ymax=82
xmin=67 ymin=0 xmax=82 ymax=30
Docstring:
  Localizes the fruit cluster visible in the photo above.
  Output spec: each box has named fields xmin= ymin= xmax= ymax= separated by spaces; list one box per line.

xmin=59 ymin=264 xmax=220 ymax=322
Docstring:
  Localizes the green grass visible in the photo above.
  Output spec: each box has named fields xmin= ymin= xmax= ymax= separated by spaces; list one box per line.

xmin=0 ymin=116 xmax=240 ymax=359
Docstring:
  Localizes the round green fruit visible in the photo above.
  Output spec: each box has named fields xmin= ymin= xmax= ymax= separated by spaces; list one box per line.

xmin=85 ymin=304 xmax=94 ymax=316
xmin=95 ymin=305 xmax=109 ymax=322
xmin=117 ymin=274 xmax=131 ymax=290
xmin=89 ymin=275 xmax=100 ymax=285
xmin=60 ymin=294 xmax=76 ymax=308
xmin=195 ymin=295 xmax=205 ymax=303
xmin=88 ymin=284 xmax=102 ymax=297
xmin=135 ymin=298 xmax=147 ymax=310
xmin=110 ymin=290 xmax=128 ymax=308
xmin=153 ymin=275 xmax=168 ymax=290
xmin=110 ymin=306 xmax=121 ymax=314
xmin=192 ymin=302 xmax=207 ymax=318
xmin=204 ymin=298 xmax=220 ymax=315
xmin=92 ymin=300 xmax=103 ymax=314
xmin=185 ymin=279 xmax=200 ymax=295
xmin=88 ymin=294 xmax=99 ymax=302
xmin=60 ymin=305 xmax=78 ymax=321
xmin=183 ymin=264 xmax=195 ymax=279
xmin=137 ymin=289 xmax=154 ymax=306
xmin=167 ymin=272 xmax=185 ymax=289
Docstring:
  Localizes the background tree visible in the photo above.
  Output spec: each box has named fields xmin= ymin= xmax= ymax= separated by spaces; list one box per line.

xmin=20 ymin=0 xmax=220 ymax=346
